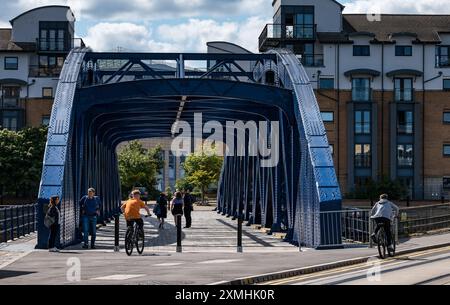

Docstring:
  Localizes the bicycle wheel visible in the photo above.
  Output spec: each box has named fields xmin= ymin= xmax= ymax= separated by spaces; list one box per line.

xmin=136 ymin=226 xmax=145 ymax=255
xmin=125 ymin=227 xmax=134 ymax=256
xmin=388 ymin=230 xmax=396 ymax=257
xmin=377 ymin=227 xmax=387 ymax=259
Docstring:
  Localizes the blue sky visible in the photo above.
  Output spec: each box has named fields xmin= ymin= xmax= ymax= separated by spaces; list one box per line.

xmin=0 ymin=0 xmax=447 ymax=53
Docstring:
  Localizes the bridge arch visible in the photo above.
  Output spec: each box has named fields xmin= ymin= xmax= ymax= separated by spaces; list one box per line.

xmin=37 ymin=49 xmax=341 ymax=249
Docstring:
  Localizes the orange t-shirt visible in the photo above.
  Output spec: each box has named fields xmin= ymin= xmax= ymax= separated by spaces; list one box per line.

xmin=121 ymin=199 xmax=145 ymax=220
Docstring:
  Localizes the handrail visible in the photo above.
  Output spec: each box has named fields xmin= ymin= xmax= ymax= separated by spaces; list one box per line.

xmin=0 ymin=204 xmax=37 ymax=243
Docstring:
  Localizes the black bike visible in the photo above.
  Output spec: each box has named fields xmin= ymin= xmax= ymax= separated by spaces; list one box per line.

xmin=374 ymin=219 xmax=397 ymax=259
xmin=125 ymin=217 xmax=148 ymax=256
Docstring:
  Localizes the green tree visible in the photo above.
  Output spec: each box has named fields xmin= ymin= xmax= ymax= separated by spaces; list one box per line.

xmin=0 ymin=126 xmax=48 ymax=201
xmin=118 ymin=141 xmax=164 ymax=200
xmin=183 ymin=151 xmax=223 ymax=204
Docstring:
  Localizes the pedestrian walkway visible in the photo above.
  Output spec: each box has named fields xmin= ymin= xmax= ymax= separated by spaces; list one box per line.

xmin=67 ymin=208 xmax=298 ymax=253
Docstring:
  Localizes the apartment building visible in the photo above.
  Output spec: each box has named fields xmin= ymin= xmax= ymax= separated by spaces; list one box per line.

xmin=257 ymin=0 xmax=450 ymax=200
xmin=0 ymin=5 xmax=82 ymax=131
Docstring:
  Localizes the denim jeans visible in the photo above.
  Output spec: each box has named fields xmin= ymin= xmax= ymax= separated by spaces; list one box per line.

xmin=82 ymin=215 xmax=97 ymax=246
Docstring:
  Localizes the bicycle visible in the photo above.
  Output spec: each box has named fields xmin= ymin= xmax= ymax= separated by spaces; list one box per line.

xmin=373 ymin=218 xmax=397 ymax=259
xmin=125 ymin=216 xmax=148 ymax=256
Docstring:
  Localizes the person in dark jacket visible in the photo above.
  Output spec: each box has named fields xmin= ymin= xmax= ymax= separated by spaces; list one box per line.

xmin=183 ymin=189 xmax=194 ymax=229
xmin=79 ymin=188 xmax=102 ymax=249
xmin=170 ymin=192 xmax=184 ymax=227
xmin=155 ymin=192 xmax=168 ymax=229
xmin=47 ymin=196 xmax=60 ymax=252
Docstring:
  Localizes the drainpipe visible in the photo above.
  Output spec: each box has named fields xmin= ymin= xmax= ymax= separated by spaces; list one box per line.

xmin=422 ymin=43 xmax=425 ymax=200
xmin=381 ymin=42 xmax=385 ymax=179
xmin=337 ymin=43 xmax=341 ymax=181
xmin=26 ymin=79 xmax=36 ymax=127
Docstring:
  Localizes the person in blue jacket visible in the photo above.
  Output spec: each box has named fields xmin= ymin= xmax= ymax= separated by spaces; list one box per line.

xmin=79 ymin=188 xmax=102 ymax=249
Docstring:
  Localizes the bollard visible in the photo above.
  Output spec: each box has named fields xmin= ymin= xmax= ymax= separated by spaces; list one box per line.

xmin=114 ymin=214 xmax=120 ymax=252
xmin=176 ymin=215 xmax=182 ymax=253
xmin=237 ymin=216 xmax=243 ymax=253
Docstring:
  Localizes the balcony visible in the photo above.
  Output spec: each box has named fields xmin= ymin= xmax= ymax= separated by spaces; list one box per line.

xmin=29 ymin=65 xmax=62 ymax=78
xmin=259 ymin=23 xmax=317 ymax=52
xmin=37 ymin=37 xmax=85 ymax=53
xmin=394 ymin=89 xmax=415 ymax=103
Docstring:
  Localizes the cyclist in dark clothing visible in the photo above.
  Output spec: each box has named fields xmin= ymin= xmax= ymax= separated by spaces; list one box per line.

xmin=47 ymin=196 xmax=60 ymax=252
xmin=183 ymin=190 xmax=194 ymax=229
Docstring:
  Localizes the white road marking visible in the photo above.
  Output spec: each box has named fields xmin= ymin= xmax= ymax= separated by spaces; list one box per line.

xmin=198 ymin=259 xmax=241 ymax=264
xmin=91 ymin=274 xmax=146 ymax=281
xmin=153 ymin=262 xmax=184 ymax=267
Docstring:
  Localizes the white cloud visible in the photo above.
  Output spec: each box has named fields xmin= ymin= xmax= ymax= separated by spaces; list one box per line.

xmin=343 ymin=0 xmax=450 ymax=14
xmin=83 ymin=17 xmax=269 ymax=53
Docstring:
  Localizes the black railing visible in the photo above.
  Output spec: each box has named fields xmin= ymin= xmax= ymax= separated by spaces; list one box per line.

xmin=259 ymin=23 xmax=316 ymax=50
xmin=37 ymin=37 xmax=86 ymax=52
xmin=0 ymin=204 xmax=37 ymax=243
xmin=29 ymin=65 xmax=62 ymax=78
xmin=398 ymin=204 xmax=450 ymax=236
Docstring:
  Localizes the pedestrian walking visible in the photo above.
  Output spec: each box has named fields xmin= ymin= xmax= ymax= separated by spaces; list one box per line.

xmin=155 ymin=192 xmax=168 ymax=229
xmin=79 ymin=188 xmax=102 ymax=249
xmin=46 ymin=195 xmax=60 ymax=252
xmin=170 ymin=192 xmax=184 ymax=227
xmin=183 ymin=189 xmax=194 ymax=229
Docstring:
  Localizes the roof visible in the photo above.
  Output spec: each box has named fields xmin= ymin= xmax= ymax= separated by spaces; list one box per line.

xmin=343 ymin=14 xmax=450 ymax=43
xmin=344 ymin=69 xmax=381 ymax=77
xmin=0 ymin=40 xmax=36 ymax=52
xmin=0 ymin=78 xmax=28 ymax=86
xmin=272 ymin=0 xmax=344 ymax=10
xmin=10 ymin=5 xmax=72 ymax=25
xmin=0 ymin=29 xmax=12 ymax=41
xmin=386 ymin=69 xmax=423 ymax=77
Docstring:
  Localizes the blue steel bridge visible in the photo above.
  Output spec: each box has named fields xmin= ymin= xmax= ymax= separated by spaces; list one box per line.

xmin=36 ymin=48 xmax=342 ymax=249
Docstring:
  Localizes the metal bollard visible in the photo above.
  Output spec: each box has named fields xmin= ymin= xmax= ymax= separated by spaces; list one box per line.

xmin=176 ymin=215 xmax=182 ymax=253
xmin=237 ymin=216 xmax=243 ymax=253
xmin=114 ymin=214 xmax=120 ymax=252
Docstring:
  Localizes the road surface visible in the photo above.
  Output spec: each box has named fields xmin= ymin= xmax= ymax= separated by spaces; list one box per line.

xmin=263 ymin=246 xmax=450 ymax=285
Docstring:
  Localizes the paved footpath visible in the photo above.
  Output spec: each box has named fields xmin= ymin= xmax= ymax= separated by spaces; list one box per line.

xmin=1 ymin=209 xmax=450 ymax=285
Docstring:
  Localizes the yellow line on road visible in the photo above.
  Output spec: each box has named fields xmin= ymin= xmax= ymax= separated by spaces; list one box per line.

xmin=263 ymin=246 xmax=450 ymax=285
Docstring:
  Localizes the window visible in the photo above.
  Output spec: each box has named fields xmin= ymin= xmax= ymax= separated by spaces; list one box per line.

xmin=4 ymin=57 xmax=18 ymax=70
xmin=355 ymin=111 xmax=371 ymax=135
xmin=444 ymin=145 xmax=450 ymax=157
xmin=321 ymin=112 xmax=334 ymax=123
xmin=444 ymin=79 xmax=450 ymax=91
xmin=355 ymin=144 xmax=371 ymax=168
xmin=444 ymin=177 xmax=450 ymax=190
xmin=1 ymin=86 xmax=20 ymax=108
xmin=352 ymin=78 xmax=371 ymax=101
xmin=42 ymin=88 xmax=53 ymax=98
xmin=2 ymin=111 xmax=20 ymax=131
xmin=444 ymin=112 xmax=450 ymax=124
xmin=395 ymin=78 xmax=413 ymax=102
xmin=353 ymin=45 xmax=370 ymax=56
xmin=436 ymin=46 xmax=450 ymax=67
xmin=38 ymin=56 xmax=65 ymax=77
xmin=39 ymin=22 xmax=68 ymax=51
xmin=397 ymin=144 xmax=414 ymax=167
xmin=398 ymin=111 xmax=414 ymax=134
xmin=41 ymin=116 xmax=50 ymax=126
xmin=395 ymin=46 xmax=412 ymax=56
xmin=319 ymin=78 xmax=334 ymax=90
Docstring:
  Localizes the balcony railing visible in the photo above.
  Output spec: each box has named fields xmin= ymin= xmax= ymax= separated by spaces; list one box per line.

xmin=0 ymin=97 xmax=26 ymax=109
xmin=394 ymin=89 xmax=415 ymax=102
xmin=29 ymin=65 xmax=62 ymax=78
xmin=37 ymin=37 xmax=86 ymax=52
xmin=259 ymin=23 xmax=317 ymax=51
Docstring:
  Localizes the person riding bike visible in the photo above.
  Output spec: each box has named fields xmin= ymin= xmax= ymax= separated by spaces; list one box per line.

xmin=121 ymin=190 xmax=152 ymax=231
xmin=370 ymin=194 xmax=400 ymax=252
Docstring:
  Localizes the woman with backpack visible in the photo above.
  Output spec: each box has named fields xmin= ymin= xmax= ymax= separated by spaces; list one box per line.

xmin=170 ymin=192 xmax=184 ymax=227
xmin=46 ymin=195 xmax=60 ymax=252
xmin=155 ymin=192 xmax=168 ymax=229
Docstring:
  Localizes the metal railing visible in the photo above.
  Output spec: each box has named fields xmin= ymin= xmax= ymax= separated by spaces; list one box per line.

xmin=0 ymin=204 xmax=37 ymax=243
xmin=37 ymin=37 xmax=86 ymax=52
xmin=29 ymin=65 xmax=62 ymax=78
xmin=398 ymin=204 xmax=450 ymax=236
xmin=259 ymin=23 xmax=316 ymax=49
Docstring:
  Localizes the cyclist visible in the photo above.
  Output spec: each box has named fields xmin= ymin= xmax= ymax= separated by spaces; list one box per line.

xmin=121 ymin=190 xmax=152 ymax=231
xmin=370 ymin=194 xmax=400 ymax=251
